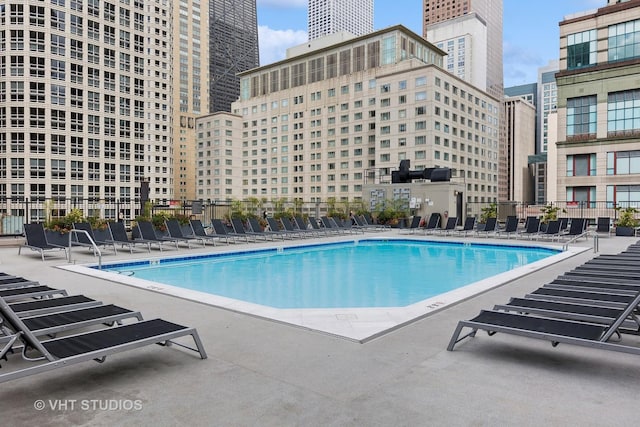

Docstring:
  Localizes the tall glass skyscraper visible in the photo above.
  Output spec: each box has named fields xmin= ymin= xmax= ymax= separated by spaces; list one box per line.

xmin=308 ymin=0 xmax=374 ymax=40
xmin=208 ymin=0 xmax=260 ymax=113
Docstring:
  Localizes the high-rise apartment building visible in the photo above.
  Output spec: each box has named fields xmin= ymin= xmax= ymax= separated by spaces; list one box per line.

xmin=503 ymin=98 xmax=536 ymax=203
xmin=537 ymin=60 xmax=558 ymax=154
xmin=423 ymin=0 xmax=503 ymax=100
xmin=1 ymin=1 xmax=174 ymax=220
xmin=208 ymin=0 xmax=259 ymax=113
xmin=173 ymin=1 xmax=210 ymax=201
xmin=196 ymin=26 xmax=500 ymax=206
xmin=308 ymin=0 xmax=374 ymax=40
xmin=556 ymin=0 xmax=640 ymax=208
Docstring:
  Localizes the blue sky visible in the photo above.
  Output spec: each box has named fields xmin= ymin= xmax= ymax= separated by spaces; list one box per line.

xmin=256 ymin=0 xmax=605 ymax=87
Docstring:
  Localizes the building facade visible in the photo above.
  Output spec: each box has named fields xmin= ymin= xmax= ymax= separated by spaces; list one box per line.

xmin=423 ymin=0 xmax=503 ymax=100
xmin=208 ymin=0 xmax=259 ymax=113
xmin=503 ymin=98 xmax=536 ymax=203
xmin=0 ymin=1 xmax=174 ymax=220
xmin=556 ymin=0 xmax=640 ymax=208
xmin=173 ymin=0 xmax=210 ymax=201
xmin=308 ymin=0 xmax=374 ymax=41
xmin=196 ymin=26 xmax=501 ymax=208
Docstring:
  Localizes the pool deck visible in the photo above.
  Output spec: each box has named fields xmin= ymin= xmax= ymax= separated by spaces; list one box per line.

xmin=1 ymin=231 xmax=639 ymax=425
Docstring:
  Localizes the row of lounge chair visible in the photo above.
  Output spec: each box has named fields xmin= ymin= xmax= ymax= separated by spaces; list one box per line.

xmin=447 ymin=241 xmax=640 ymax=357
xmin=0 ymin=273 xmax=206 ymax=382
xmin=403 ymin=213 xmax=589 ymax=241
xmin=20 ymin=214 xmax=388 ymax=261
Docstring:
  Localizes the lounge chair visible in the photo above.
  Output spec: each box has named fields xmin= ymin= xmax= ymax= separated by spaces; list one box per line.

xmin=447 ymin=290 xmax=640 ymax=355
xmin=189 ymin=219 xmax=226 ymax=245
xmin=230 ymin=218 xmax=265 ymax=242
xmin=402 ymin=216 xmax=422 ymax=234
xmin=108 ymin=221 xmax=151 ymax=253
xmin=135 ymin=220 xmax=179 ymax=250
xmin=282 ymin=217 xmax=317 ymax=237
xmin=72 ymin=222 xmax=118 ymax=255
xmin=307 ymin=216 xmax=334 ymax=235
xmin=516 ymin=217 xmax=540 ymax=239
xmin=19 ymin=304 xmax=144 ymax=338
xmin=352 ymin=215 xmax=382 ymax=232
xmin=526 ymin=286 xmax=636 ymax=309
xmin=266 ymin=217 xmax=297 ymax=239
xmin=596 ymin=217 xmax=612 ymax=236
xmin=247 ymin=217 xmax=282 ymax=240
xmin=493 ymin=297 xmax=640 ymax=332
xmin=293 ymin=216 xmax=323 ymax=237
xmin=0 ymin=285 xmax=67 ymax=302
xmin=0 ymin=276 xmax=41 ymax=289
xmin=475 ymin=217 xmax=498 ymax=237
xmin=496 ymin=216 xmax=518 ymax=239
xmin=454 ymin=217 xmax=477 ymax=237
xmin=165 ymin=219 xmax=206 ymax=248
xmin=435 ymin=217 xmax=458 ymax=236
xmin=561 ymin=218 xmax=587 ymax=240
xmin=0 ymin=295 xmax=207 ymax=383
xmin=211 ymin=218 xmax=249 ymax=242
xmin=19 ymin=223 xmax=68 ymax=261
xmin=422 ymin=213 xmax=441 ymax=234
xmin=10 ymin=295 xmax=102 ymax=318
xmin=535 ymin=220 xmax=561 ymax=241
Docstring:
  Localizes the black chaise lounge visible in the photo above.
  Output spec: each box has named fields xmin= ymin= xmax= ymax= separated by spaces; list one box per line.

xmin=135 ymin=220 xmax=179 ymax=250
xmin=0 ymin=295 xmax=207 ymax=383
xmin=19 ymin=223 xmax=68 ymax=261
xmin=189 ymin=219 xmax=226 ymax=245
xmin=2 ymin=304 xmax=144 ymax=338
xmin=211 ymin=218 xmax=249 ymax=242
xmin=72 ymin=222 xmax=118 ymax=255
xmin=108 ymin=221 xmax=151 ymax=253
xmin=165 ymin=219 xmax=206 ymax=248
xmin=422 ymin=213 xmax=441 ymax=235
xmin=447 ymin=290 xmax=640 ymax=355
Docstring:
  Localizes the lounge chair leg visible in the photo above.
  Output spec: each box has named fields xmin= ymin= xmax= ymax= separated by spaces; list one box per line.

xmin=447 ymin=322 xmax=478 ymax=351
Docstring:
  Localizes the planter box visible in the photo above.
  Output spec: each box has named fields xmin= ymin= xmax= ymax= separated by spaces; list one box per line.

xmin=615 ymin=226 xmax=635 ymax=236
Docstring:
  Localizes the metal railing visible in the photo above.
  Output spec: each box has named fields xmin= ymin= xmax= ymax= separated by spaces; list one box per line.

xmin=67 ymin=229 xmax=102 ymax=269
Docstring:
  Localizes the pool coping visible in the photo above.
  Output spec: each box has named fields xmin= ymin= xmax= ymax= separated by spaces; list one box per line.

xmin=59 ymin=237 xmax=589 ymax=343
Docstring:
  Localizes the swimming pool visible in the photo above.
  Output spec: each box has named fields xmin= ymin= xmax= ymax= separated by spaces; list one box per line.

xmin=99 ymin=240 xmax=557 ymax=309
xmin=62 ymin=238 xmax=582 ymax=342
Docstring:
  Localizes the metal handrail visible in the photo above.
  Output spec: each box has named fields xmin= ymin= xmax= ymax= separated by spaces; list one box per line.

xmin=68 ymin=229 xmax=102 ymax=269
xmin=561 ymin=231 xmax=595 ymax=252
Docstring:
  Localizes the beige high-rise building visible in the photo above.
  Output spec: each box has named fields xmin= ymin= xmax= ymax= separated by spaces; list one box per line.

xmin=196 ymin=26 xmax=500 ymax=207
xmin=173 ymin=1 xmax=210 ymax=202
xmin=556 ymin=0 xmax=640 ymax=210
xmin=0 ymin=1 xmax=175 ymax=221
xmin=423 ymin=0 xmax=503 ymax=100
xmin=504 ymin=97 xmax=536 ymax=203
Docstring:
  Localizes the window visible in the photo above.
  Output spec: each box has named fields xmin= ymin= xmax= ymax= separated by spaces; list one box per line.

xmin=609 ymin=19 xmax=640 ymax=62
xmin=608 ymin=150 xmax=640 ymax=175
xmin=608 ymin=89 xmax=640 ymax=134
xmin=566 ymin=186 xmax=596 ymax=208
xmin=567 ymin=154 xmax=596 ymax=176
xmin=567 ymin=95 xmax=596 ymax=137
xmin=567 ymin=29 xmax=596 ymax=69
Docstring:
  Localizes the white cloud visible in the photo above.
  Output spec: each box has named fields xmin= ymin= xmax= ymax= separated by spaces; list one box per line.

xmin=258 ymin=25 xmax=308 ymax=66
xmin=257 ymin=0 xmax=307 ymax=7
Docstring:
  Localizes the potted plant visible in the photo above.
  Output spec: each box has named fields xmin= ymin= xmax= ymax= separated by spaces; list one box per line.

xmin=539 ymin=204 xmax=566 ymax=232
xmin=615 ymin=206 xmax=639 ymax=236
xmin=478 ymin=202 xmax=497 ymax=231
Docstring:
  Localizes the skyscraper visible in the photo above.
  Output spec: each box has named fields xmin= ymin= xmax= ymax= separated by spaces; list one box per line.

xmin=0 ymin=1 xmax=174 ymax=220
xmin=174 ymin=1 xmax=210 ymax=201
xmin=208 ymin=0 xmax=260 ymax=113
xmin=423 ymin=0 xmax=503 ymax=99
xmin=308 ymin=0 xmax=374 ymax=40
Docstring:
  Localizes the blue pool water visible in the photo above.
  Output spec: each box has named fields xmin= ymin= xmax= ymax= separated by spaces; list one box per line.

xmin=100 ymin=240 xmax=558 ymax=309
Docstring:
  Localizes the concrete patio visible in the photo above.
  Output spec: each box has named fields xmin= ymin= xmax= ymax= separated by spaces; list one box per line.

xmin=0 ymin=231 xmax=638 ymax=426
